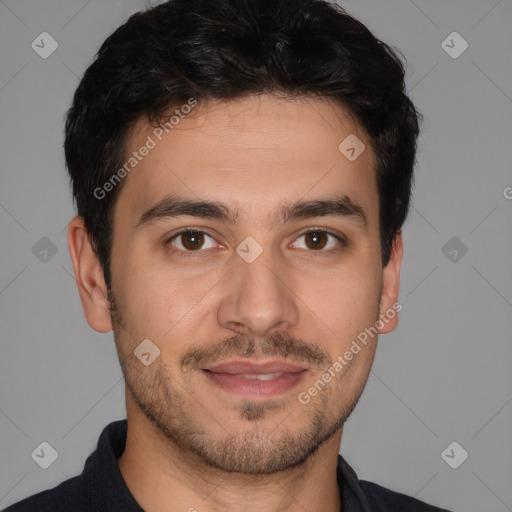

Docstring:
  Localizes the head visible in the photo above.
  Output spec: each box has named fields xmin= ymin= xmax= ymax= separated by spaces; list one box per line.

xmin=67 ymin=0 xmax=421 ymax=475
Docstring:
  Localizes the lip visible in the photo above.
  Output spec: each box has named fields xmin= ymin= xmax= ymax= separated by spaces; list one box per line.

xmin=201 ymin=360 xmax=308 ymax=399
xmin=203 ymin=360 xmax=307 ymax=374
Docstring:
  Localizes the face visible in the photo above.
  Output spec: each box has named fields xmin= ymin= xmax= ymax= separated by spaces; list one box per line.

xmin=71 ymin=94 xmax=402 ymax=475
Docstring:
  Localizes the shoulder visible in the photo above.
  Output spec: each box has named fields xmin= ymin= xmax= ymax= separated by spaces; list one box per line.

xmin=3 ymin=475 xmax=86 ymax=512
xmin=359 ymin=479 xmax=453 ymax=511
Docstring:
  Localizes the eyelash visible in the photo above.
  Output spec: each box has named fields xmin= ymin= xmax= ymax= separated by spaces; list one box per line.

xmin=165 ymin=228 xmax=346 ymax=257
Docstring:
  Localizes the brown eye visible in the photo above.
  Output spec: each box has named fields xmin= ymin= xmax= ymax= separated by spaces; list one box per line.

xmin=304 ymin=231 xmax=328 ymax=250
xmin=169 ymin=230 xmax=217 ymax=252
xmin=181 ymin=231 xmax=204 ymax=250
xmin=291 ymin=230 xmax=343 ymax=252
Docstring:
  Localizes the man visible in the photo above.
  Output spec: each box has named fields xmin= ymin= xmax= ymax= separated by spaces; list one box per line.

xmin=5 ymin=0 xmax=452 ymax=510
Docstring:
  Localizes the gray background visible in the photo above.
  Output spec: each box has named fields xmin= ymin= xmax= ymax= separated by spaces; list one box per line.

xmin=0 ymin=1 xmax=511 ymax=511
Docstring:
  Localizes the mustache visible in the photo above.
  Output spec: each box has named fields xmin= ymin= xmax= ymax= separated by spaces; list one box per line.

xmin=180 ymin=331 xmax=329 ymax=370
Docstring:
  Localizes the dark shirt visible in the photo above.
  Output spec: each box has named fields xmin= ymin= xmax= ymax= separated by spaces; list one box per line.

xmin=4 ymin=419 xmax=452 ymax=511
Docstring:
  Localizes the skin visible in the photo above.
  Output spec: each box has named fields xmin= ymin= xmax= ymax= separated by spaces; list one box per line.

xmin=68 ymin=93 xmax=403 ymax=512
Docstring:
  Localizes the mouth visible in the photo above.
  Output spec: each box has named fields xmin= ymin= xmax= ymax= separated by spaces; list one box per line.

xmin=201 ymin=360 xmax=308 ymax=399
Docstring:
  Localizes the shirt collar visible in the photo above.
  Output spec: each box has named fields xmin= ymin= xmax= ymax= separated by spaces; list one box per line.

xmin=82 ymin=419 xmax=371 ymax=511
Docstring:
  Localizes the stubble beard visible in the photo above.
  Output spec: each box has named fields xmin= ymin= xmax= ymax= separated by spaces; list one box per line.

xmin=109 ymin=291 xmax=373 ymax=475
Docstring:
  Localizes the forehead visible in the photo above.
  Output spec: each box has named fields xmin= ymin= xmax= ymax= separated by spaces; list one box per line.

xmin=114 ymin=94 xmax=379 ymax=227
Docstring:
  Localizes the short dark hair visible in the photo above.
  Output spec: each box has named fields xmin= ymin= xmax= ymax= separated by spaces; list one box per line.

xmin=65 ymin=0 xmax=421 ymax=290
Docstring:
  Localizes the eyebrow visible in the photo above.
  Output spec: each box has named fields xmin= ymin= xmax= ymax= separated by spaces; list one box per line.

xmin=136 ymin=194 xmax=368 ymax=230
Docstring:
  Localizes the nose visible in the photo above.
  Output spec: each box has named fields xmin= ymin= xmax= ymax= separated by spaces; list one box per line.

xmin=216 ymin=245 xmax=299 ymax=337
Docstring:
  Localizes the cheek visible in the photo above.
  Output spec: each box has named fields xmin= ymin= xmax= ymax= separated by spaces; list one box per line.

xmin=309 ymin=260 xmax=382 ymax=334
xmin=113 ymin=258 xmax=219 ymax=345
xmin=111 ymin=227 xmax=383 ymax=349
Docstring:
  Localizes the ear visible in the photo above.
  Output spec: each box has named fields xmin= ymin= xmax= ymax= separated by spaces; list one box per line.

xmin=378 ymin=230 xmax=403 ymax=334
xmin=67 ymin=216 xmax=113 ymax=333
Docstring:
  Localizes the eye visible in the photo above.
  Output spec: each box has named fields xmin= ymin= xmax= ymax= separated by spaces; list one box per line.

xmin=166 ymin=228 xmax=344 ymax=256
xmin=167 ymin=230 xmax=219 ymax=252
xmin=291 ymin=229 xmax=344 ymax=252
